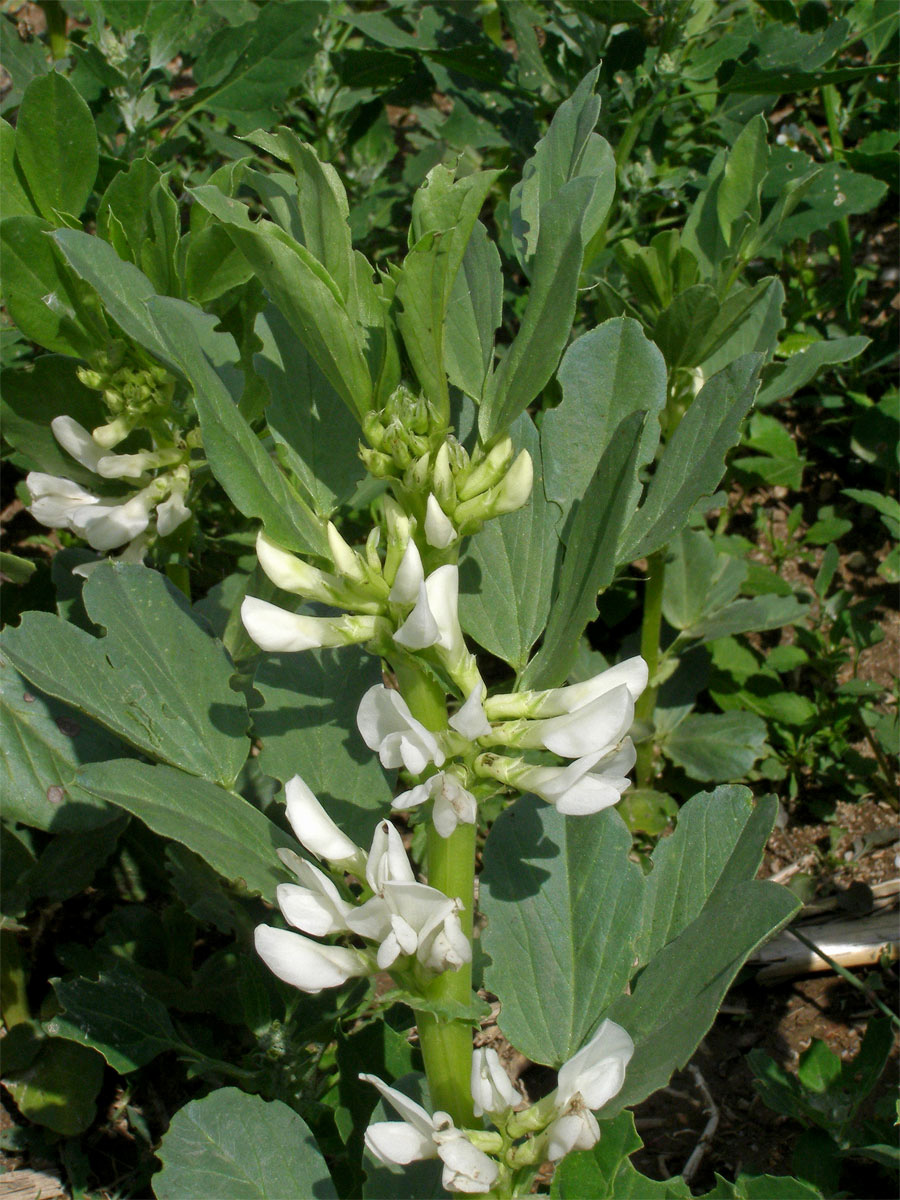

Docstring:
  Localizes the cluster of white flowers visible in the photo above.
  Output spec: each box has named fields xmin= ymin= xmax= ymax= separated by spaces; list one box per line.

xmin=26 ymin=413 xmax=192 ymax=568
xmin=361 ymin=1020 xmax=634 ymax=1192
xmin=254 ymin=776 xmax=470 ymax=994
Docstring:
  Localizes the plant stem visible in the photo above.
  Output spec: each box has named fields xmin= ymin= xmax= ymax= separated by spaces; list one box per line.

xmin=789 ymin=928 xmax=900 ymax=1029
xmin=393 ymin=660 xmax=477 ymax=1127
xmin=634 ymin=548 xmax=666 ymax=788
xmin=39 ymin=1 xmax=67 ymax=60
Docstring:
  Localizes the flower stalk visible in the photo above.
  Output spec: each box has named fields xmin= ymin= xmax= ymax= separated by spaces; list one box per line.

xmin=394 ymin=659 xmax=477 ymax=1128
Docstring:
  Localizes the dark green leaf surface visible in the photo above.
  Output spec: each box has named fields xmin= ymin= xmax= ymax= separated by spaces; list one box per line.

xmin=148 ymin=295 xmax=331 ymax=557
xmin=14 ymin=73 xmax=98 ymax=220
xmin=252 ymin=648 xmax=392 ymax=847
xmin=70 ymin=759 xmax=293 ymax=900
xmin=521 ymin=411 xmax=645 ymax=690
xmin=619 ymin=355 xmax=762 ymax=563
xmin=542 ymin=318 xmax=666 ymax=516
xmin=48 ymin=970 xmax=182 ymax=1073
xmin=459 ymin=415 xmax=561 ymax=671
xmin=482 ymin=795 xmax=645 ymax=1065
xmin=1 ymin=564 xmax=249 ymax=786
xmin=154 ymin=1087 xmax=337 ymax=1200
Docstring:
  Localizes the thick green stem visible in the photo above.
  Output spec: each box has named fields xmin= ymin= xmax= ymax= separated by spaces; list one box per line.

xmin=393 ymin=660 xmax=477 ymax=1127
xmin=634 ymin=548 xmax=666 ymax=788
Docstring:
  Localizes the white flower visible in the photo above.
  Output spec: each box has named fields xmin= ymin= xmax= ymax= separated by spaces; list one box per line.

xmin=253 ymin=925 xmax=369 ymax=994
xmin=50 ymin=415 xmax=105 ymax=472
xmin=484 ymin=657 xmax=648 ymax=721
xmin=471 ymin=1047 xmax=520 ymax=1117
xmin=392 ymin=772 xmax=477 ymax=838
xmin=361 ymin=1074 xmax=499 ymax=1195
xmin=275 ymin=860 xmax=355 ymax=937
xmin=448 ymin=681 xmax=491 ymax=740
xmin=26 ymin=473 xmax=100 ymax=529
xmin=347 ymin=879 xmax=470 ymax=972
xmin=424 ymin=493 xmax=456 ymax=548
xmin=393 ymin=579 xmax=442 ymax=649
xmin=476 ymin=739 xmax=637 ymax=816
xmin=241 ymin=597 xmax=387 ymax=653
xmin=283 ymin=774 xmax=366 ymax=871
xmin=393 ymin=563 xmax=464 ymax=658
xmin=547 ymin=1020 xmax=634 ymax=1160
xmin=357 ymin=684 xmax=445 ymax=774
xmin=327 ymin=520 xmax=367 ymax=582
xmin=388 ymin=538 xmax=425 ymax=604
xmin=364 ymin=819 xmax=416 ymax=891
xmin=154 ymin=465 xmax=191 ymax=536
xmin=493 ymin=684 xmax=636 ymax=759
xmin=255 ymin=531 xmax=351 ymax=606
xmin=68 ymin=483 xmax=160 ymax=551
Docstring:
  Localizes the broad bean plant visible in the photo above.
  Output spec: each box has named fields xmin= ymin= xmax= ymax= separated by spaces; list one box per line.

xmin=3 ymin=69 xmax=814 ymax=1198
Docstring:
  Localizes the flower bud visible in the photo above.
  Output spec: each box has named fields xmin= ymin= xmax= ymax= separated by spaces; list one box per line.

xmin=255 ymin=532 xmax=344 ymax=606
xmin=91 ymin=416 xmax=133 ymax=449
xmin=327 ymin=521 xmax=367 ymax=583
xmin=241 ymin=598 xmax=388 ymax=653
xmin=455 ymin=436 xmax=513 ymax=501
xmin=432 ymin=442 xmax=455 ymax=508
xmin=424 ymin=494 xmax=456 ymax=549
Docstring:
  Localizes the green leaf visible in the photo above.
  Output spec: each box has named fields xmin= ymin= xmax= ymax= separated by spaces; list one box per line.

xmin=147 ymin=294 xmax=331 ymax=558
xmin=685 ymin=594 xmax=808 ymax=644
xmin=189 ymin=184 xmax=372 ymax=420
xmin=661 ymin=711 xmax=769 ymax=781
xmin=47 ymin=969 xmax=182 ymax=1073
xmin=254 ymin=305 xmax=363 ymax=517
xmin=661 ymin=528 xmax=746 ymax=631
xmin=97 ymin=156 xmax=162 ymax=262
xmin=459 ymin=415 xmax=561 ymax=671
xmin=619 ymin=355 xmax=762 ymax=563
xmin=698 ymin=277 xmax=785 ymax=377
xmin=3 ymin=1037 xmax=105 ymax=1136
xmin=0 ymin=16 xmax=48 ymax=114
xmin=52 ymin=227 xmax=173 ymax=362
xmin=481 ymin=795 xmax=645 ymax=1066
xmin=1 ymin=355 xmax=105 ymax=482
xmin=10 ymin=817 xmax=127 ymax=908
xmin=510 ymin=66 xmax=614 ymax=272
xmin=757 ymin=336 xmax=870 ymax=406
xmin=520 ymin=411 xmax=645 ymax=690
xmin=652 ymin=285 xmax=722 ymax=369
xmin=154 ymin=1088 xmax=337 ymax=1200
xmin=394 ymin=165 xmax=500 ymax=414
xmin=252 ymin=648 xmax=393 ymax=847
xmin=717 ymin=115 xmax=768 ymax=245
xmin=243 ymin=128 xmax=355 ymax=302
xmin=541 ymin=318 xmax=666 ymax=517
xmin=1 ymin=564 xmax=249 ymax=787
xmin=70 ymin=759 xmax=294 ymax=901
xmin=0 ymin=216 xmax=104 ymax=357
xmin=14 ymin=72 xmax=98 ymax=221
xmin=602 ymin=876 xmax=798 ymax=1117
xmin=551 ymin=1111 xmax=691 ymax=1198
xmin=444 ymin=219 xmax=502 ymax=403
xmin=0 ymin=119 xmax=38 ymax=217
xmin=638 ymin=788 xmax=777 ymax=965
xmin=480 ymin=175 xmax=598 ymax=439
xmin=190 ymin=2 xmax=327 ymax=133
xmin=0 ymin=552 xmax=35 ymax=583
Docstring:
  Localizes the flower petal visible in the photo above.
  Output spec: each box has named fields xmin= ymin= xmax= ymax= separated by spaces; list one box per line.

xmin=364 ymin=1121 xmax=437 ymax=1166
xmin=254 ymin=926 xmax=367 ymax=993
xmin=284 ymin=775 xmax=364 ymax=866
